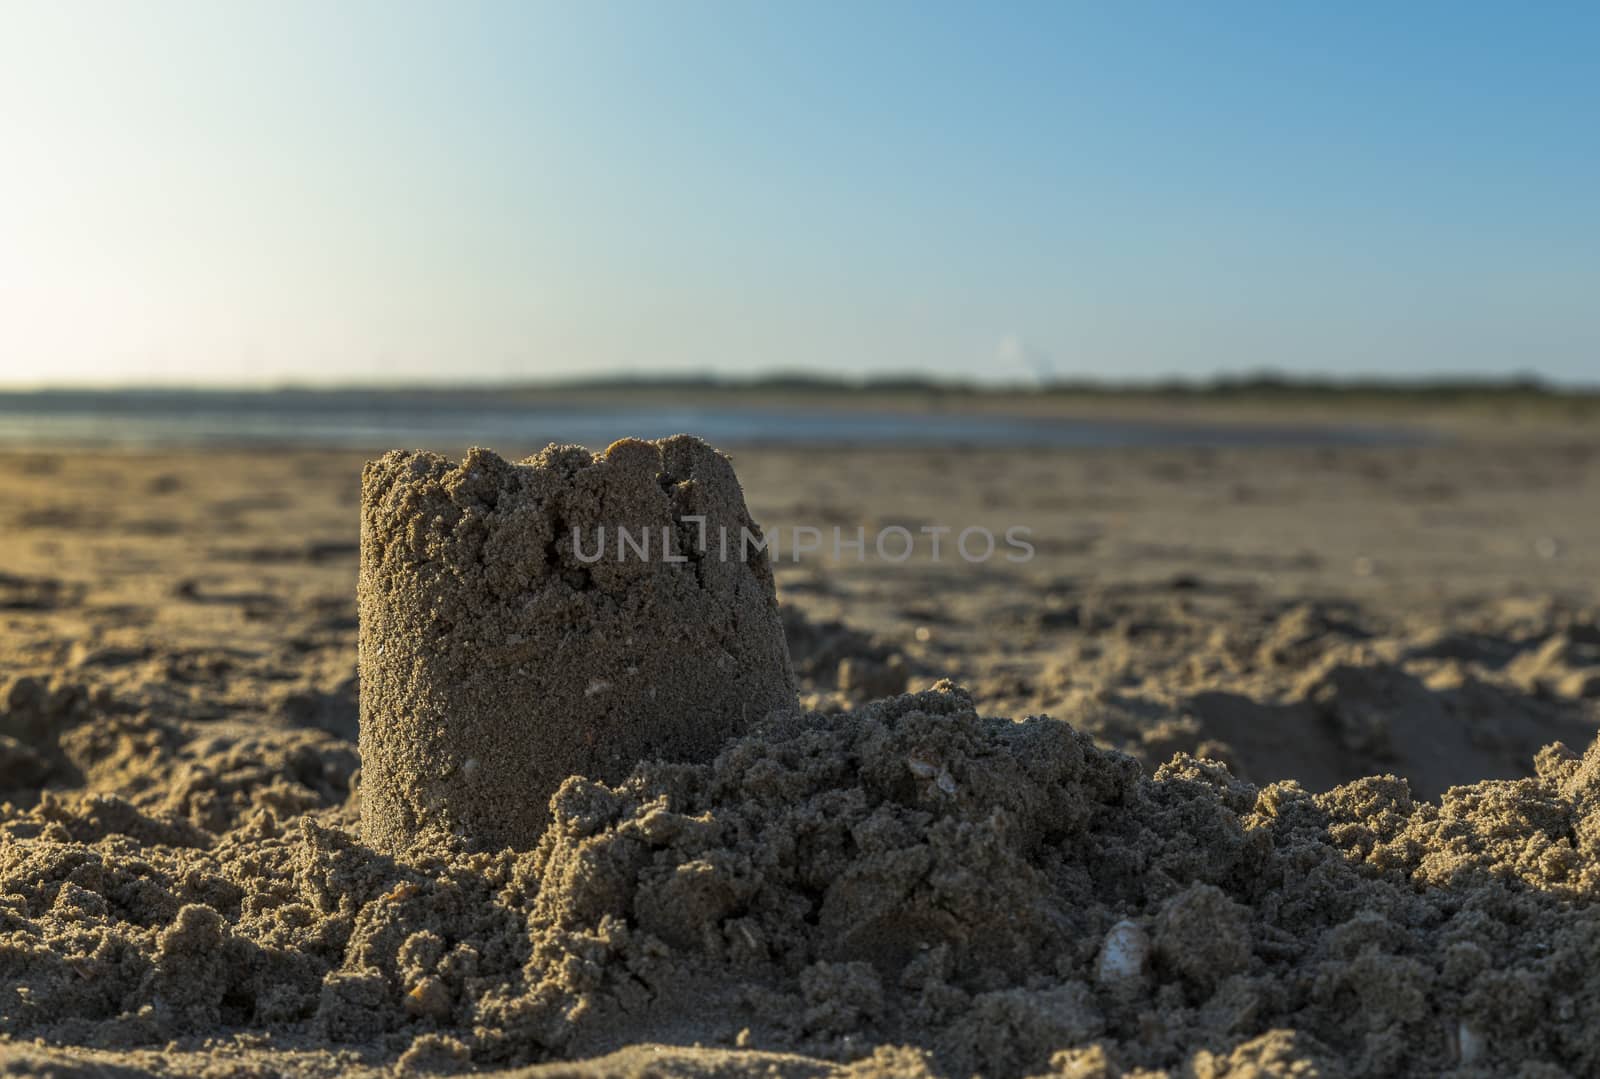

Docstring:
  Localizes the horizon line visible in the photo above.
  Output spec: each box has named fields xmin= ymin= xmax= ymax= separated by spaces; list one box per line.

xmin=0 ymin=370 xmax=1596 ymax=397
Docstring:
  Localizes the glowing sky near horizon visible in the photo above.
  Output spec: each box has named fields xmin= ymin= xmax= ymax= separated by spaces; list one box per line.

xmin=1 ymin=1 xmax=1596 ymax=386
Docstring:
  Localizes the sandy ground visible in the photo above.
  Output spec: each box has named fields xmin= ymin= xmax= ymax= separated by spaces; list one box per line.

xmin=3 ymin=433 xmax=1600 ymax=1076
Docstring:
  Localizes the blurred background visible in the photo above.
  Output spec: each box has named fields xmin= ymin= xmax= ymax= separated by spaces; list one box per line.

xmin=1 ymin=0 xmax=1595 ymax=446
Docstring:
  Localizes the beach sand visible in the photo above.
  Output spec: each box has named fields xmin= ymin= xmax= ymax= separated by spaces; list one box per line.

xmin=3 ymin=431 xmax=1600 ymax=1076
xmin=357 ymin=439 xmax=794 ymax=854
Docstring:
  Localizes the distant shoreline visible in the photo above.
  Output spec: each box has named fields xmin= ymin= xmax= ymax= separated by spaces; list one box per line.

xmin=1 ymin=374 xmax=1594 ymax=437
xmin=0 ymin=389 xmax=1440 ymax=452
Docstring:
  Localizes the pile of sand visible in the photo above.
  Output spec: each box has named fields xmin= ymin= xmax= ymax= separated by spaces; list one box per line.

xmin=5 ymin=676 xmax=1600 ymax=1076
xmin=1029 ymin=592 xmax=1600 ymax=801
xmin=5 ymin=439 xmax=1600 ymax=1077
xmin=358 ymin=438 xmax=794 ymax=854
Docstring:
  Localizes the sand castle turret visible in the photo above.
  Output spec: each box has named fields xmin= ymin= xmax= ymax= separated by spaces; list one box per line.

xmin=357 ymin=435 xmax=796 ymax=854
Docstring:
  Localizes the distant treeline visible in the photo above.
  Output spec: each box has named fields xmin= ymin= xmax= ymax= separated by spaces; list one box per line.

xmin=8 ymin=371 xmax=1595 ymax=404
xmin=523 ymin=370 xmax=1594 ymax=401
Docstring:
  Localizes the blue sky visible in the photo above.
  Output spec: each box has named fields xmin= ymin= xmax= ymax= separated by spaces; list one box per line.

xmin=1 ymin=1 xmax=1595 ymax=386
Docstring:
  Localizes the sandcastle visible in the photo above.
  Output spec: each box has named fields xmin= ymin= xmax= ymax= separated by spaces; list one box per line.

xmin=357 ymin=435 xmax=797 ymax=854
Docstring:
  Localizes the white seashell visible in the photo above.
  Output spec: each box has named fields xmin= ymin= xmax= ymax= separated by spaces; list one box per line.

xmin=935 ymin=769 xmax=958 ymax=795
xmin=907 ymin=756 xmax=939 ymax=779
xmin=1096 ymin=919 xmax=1150 ymax=985
xmin=584 ymin=679 xmax=612 ymax=697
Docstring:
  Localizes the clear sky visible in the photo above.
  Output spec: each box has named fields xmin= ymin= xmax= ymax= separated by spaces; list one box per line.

xmin=1 ymin=1 xmax=1595 ymax=387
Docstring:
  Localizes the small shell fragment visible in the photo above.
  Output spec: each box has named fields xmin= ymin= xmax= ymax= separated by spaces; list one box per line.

xmin=1096 ymin=919 xmax=1150 ymax=986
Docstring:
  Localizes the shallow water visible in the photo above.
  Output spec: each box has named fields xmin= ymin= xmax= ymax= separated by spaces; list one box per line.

xmin=0 ymin=388 xmax=1431 ymax=449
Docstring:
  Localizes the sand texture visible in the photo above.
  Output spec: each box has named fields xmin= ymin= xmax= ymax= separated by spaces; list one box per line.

xmin=359 ymin=438 xmax=795 ymax=854
xmin=2 ymin=435 xmax=1600 ymax=1077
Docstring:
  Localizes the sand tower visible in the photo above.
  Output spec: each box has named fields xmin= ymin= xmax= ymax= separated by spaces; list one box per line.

xmin=357 ymin=435 xmax=796 ymax=854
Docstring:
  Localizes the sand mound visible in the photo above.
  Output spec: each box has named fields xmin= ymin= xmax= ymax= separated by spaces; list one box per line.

xmin=1041 ymin=594 xmax=1600 ymax=799
xmin=358 ymin=438 xmax=795 ymax=854
xmin=6 ymin=441 xmax=1600 ymax=1076
xmin=6 ymin=680 xmax=1600 ymax=1076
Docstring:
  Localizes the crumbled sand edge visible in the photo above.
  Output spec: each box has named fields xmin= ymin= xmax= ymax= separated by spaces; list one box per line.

xmin=5 ymin=680 xmax=1600 ymax=1077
